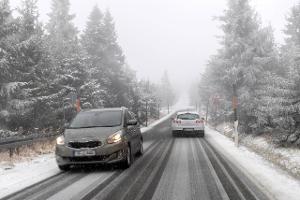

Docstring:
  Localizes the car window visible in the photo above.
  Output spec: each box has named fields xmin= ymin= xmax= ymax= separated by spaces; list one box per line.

xmin=69 ymin=110 xmax=122 ymax=128
xmin=177 ymin=113 xmax=199 ymax=120
xmin=125 ymin=111 xmax=132 ymax=121
xmin=128 ymin=111 xmax=136 ymax=120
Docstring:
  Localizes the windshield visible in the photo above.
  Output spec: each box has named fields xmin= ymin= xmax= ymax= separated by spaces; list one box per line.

xmin=177 ymin=113 xmax=199 ymax=120
xmin=69 ymin=110 xmax=122 ymax=128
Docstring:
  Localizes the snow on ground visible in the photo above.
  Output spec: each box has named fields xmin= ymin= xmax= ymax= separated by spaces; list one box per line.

xmin=0 ymin=154 xmax=59 ymax=198
xmin=215 ymin=122 xmax=300 ymax=178
xmin=242 ymin=134 xmax=300 ymax=177
xmin=206 ymin=126 xmax=300 ymax=200
xmin=0 ymin=94 xmax=192 ymax=198
xmin=0 ymin=109 xmax=176 ymax=198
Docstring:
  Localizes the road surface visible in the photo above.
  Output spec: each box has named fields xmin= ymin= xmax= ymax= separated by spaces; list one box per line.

xmin=2 ymin=116 xmax=271 ymax=200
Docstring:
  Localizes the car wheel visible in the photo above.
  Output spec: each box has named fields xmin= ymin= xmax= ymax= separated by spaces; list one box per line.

xmin=199 ymin=131 xmax=205 ymax=138
xmin=58 ymin=165 xmax=70 ymax=171
xmin=137 ymin=139 xmax=144 ymax=156
xmin=121 ymin=145 xmax=133 ymax=169
xmin=172 ymin=131 xmax=177 ymax=137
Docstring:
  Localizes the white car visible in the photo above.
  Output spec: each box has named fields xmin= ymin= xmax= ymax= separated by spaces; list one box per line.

xmin=171 ymin=111 xmax=205 ymax=137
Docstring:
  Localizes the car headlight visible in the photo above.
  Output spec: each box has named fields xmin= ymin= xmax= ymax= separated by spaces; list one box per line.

xmin=56 ymin=136 xmax=65 ymax=145
xmin=107 ymin=131 xmax=122 ymax=144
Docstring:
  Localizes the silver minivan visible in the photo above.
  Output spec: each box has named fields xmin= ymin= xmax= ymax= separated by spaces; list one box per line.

xmin=55 ymin=107 xmax=143 ymax=170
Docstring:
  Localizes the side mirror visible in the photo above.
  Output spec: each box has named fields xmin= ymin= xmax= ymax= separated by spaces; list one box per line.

xmin=127 ymin=119 xmax=138 ymax=126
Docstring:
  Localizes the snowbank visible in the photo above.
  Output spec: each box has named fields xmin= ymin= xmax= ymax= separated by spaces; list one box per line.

xmin=242 ymin=135 xmax=300 ymax=178
xmin=214 ymin=123 xmax=300 ymax=178
xmin=205 ymin=126 xmax=300 ymax=200
xmin=0 ymin=154 xmax=59 ymax=198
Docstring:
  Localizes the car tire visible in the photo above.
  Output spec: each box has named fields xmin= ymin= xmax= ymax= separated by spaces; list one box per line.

xmin=199 ymin=131 xmax=205 ymax=138
xmin=121 ymin=145 xmax=133 ymax=169
xmin=137 ymin=139 xmax=144 ymax=156
xmin=172 ymin=131 xmax=177 ymax=137
xmin=58 ymin=165 xmax=70 ymax=171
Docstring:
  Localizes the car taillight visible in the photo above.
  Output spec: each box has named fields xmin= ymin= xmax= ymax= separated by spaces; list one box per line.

xmin=196 ymin=120 xmax=203 ymax=124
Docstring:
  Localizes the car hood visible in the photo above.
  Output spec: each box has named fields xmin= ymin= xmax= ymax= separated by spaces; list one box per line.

xmin=64 ymin=126 xmax=122 ymax=142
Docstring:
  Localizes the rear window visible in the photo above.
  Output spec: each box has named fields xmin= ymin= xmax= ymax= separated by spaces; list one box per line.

xmin=69 ymin=110 xmax=122 ymax=128
xmin=177 ymin=113 xmax=199 ymax=120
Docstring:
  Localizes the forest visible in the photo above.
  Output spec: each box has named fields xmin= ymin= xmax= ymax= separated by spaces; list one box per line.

xmin=0 ymin=0 xmax=175 ymax=132
xmin=197 ymin=0 xmax=300 ymax=145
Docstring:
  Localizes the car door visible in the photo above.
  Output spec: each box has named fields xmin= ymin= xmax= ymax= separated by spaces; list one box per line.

xmin=128 ymin=111 xmax=140 ymax=153
xmin=125 ymin=111 xmax=137 ymax=152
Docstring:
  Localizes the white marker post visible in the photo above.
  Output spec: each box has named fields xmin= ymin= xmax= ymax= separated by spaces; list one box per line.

xmin=234 ymin=120 xmax=239 ymax=147
xmin=232 ymin=83 xmax=239 ymax=147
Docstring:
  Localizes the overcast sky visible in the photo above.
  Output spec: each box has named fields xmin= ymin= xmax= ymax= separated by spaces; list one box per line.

xmin=10 ymin=0 xmax=300 ymax=91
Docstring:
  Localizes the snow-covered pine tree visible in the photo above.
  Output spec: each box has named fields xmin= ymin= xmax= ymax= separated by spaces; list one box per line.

xmin=81 ymin=7 xmax=132 ymax=108
xmin=80 ymin=5 xmax=108 ymax=108
xmin=159 ymin=70 xmax=175 ymax=113
xmin=5 ymin=0 xmax=52 ymax=128
xmin=45 ymin=0 xmax=86 ymax=125
xmin=201 ymin=0 xmax=287 ymax=133
xmin=46 ymin=0 xmax=78 ymax=60
xmin=0 ymin=0 xmax=19 ymax=127
xmin=101 ymin=10 xmax=129 ymax=107
xmin=280 ymin=2 xmax=300 ymax=131
xmin=135 ymin=79 xmax=160 ymax=124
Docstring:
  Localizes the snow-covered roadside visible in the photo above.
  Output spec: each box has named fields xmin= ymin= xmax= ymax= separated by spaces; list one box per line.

xmin=206 ymin=126 xmax=300 ymax=200
xmin=242 ymin=135 xmax=300 ymax=177
xmin=0 ymin=154 xmax=59 ymax=198
xmin=0 ymin=110 xmax=176 ymax=198
xmin=215 ymin=123 xmax=300 ymax=178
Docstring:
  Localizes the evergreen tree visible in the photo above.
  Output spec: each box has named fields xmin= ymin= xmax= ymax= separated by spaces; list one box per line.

xmin=160 ymin=71 xmax=175 ymax=113
xmin=45 ymin=0 xmax=86 ymax=125
xmin=8 ymin=0 xmax=46 ymax=128
xmin=81 ymin=5 xmax=105 ymax=58
xmin=81 ymin=5 xmax=108 ymax=108
xmin=0 ymin=0 xmax=17 ymax=92
xmin=45 ymin=0 xmax=78 ymax=59
xmin=0 ymin=0 xmax=59 ymax=128
xmin=0 ymin=0 xmax=159 ymax=132
xmin=280 ymin=2 xmax=300 ymax=130
xmin=101 ymin=10 xmax=127 ymax=107
xmin=201 ymin=0 xmax=284 ymax=132
xmin=0 ymin=0 xmax=19 ymax=127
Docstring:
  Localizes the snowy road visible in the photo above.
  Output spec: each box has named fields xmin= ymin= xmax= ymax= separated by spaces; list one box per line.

xmin=1 ymin=114 xmax=273 ymax=200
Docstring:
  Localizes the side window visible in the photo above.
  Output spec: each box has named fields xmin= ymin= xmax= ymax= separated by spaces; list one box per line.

xmin=126 ymin=111 xmax=133 ymax=121
xmin=128 ymin=111 xmax=136 ymax=120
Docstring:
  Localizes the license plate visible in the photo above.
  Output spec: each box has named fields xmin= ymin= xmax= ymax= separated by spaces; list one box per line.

xmin=74 ymin=149 xmax=96 ymax=157
xmin=183 ymin=128 xmax=194 ymax=132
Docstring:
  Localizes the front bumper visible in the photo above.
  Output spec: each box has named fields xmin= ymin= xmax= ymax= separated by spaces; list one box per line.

xmin=55 ymin=142 xmax=128 ymax=166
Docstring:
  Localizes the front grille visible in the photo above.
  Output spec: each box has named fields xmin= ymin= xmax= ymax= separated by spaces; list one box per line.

xmin=69 ymin=155 xmax=110 ymax=162
xmin=68 ymin=141 xmax=102 ymax=149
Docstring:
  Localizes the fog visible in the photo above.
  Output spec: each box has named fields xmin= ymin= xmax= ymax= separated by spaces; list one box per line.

xmin=10 ymin=0 xmax=299 ymax=93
